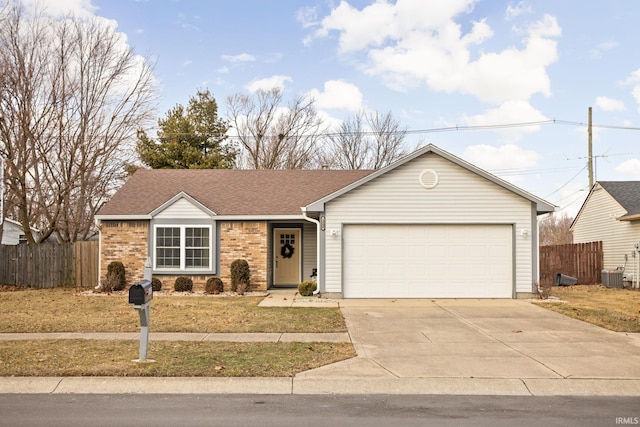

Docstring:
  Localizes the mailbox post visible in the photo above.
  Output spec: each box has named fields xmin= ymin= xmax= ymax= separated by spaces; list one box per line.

xmin=128 ymin=279 xmax=153 ymax=362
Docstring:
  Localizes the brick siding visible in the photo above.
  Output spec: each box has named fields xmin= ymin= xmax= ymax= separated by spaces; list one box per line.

xmin=100 ymin=221 xmax=149 ymax=286
xmin=100 ymin=220 xmax=269 ymax=292
xmin=219 ymin=221 xmax=268 ymax=291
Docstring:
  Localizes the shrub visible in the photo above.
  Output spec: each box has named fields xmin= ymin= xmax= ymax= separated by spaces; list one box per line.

xmin=298 ymin=280 xmax=317 ymax=296
xmin=174 ymin=276 xmax=193 ymax=292
xmin=106 ymin=261 xmax=126 ymax=291
xmin=151 ymin=277 xmax=162 ymax=292
xmin=236 ymin=282 xmax=248 ymax=296
xmin=535 ymin=281 xmax=552 ymax=300
xmin=205 ymin=277 xmax=224 ymax=294
xmin=230 ymin=259 xmax=250 ymax=292
xmin=101 ymin=273 xmax=117 ymax=293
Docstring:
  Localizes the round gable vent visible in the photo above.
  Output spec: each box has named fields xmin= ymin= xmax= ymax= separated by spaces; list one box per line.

xmin=419 ymin=169 xmax=439 ymax=189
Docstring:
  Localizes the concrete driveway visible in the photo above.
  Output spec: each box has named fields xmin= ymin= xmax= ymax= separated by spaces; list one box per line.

xmin=295 ymin=299 xmax=640 ymax=395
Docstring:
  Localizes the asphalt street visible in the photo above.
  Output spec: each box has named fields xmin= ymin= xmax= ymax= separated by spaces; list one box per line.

xmin=0 ymin=394 xmax=637 ymax=427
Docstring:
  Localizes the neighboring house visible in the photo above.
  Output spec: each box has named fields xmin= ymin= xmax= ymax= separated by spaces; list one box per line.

xmin=571 ymin=181 xmax=640 ymax=273
xmin=95 ymin=144 xmax=555 ymax=299
xmin=1 ymin=218 xmax=37 ymax=245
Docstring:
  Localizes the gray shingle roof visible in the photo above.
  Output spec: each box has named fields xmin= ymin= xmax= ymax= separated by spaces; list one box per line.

xmin=97 ymin=169 xmax=373 ymax=217
xmin=599 ymin=181 xmax=640 ymax=218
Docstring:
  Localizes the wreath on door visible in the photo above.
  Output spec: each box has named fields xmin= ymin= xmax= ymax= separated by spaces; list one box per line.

xmin=281 ymin=243 xmax=294 ymax=259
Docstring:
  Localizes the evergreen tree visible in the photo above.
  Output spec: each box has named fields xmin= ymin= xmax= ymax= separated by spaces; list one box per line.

xmin=137 ymin=90 xmax=236 ymax=169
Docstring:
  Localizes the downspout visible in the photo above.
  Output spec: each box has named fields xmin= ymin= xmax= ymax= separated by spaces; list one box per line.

xmin=95 ymin=217 xmax=102 ymax=290
xmin=301 ymin=208 xmax=321 ymax=295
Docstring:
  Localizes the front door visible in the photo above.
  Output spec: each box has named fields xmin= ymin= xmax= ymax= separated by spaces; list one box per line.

xmin=274 ymin=228 xmax=301 ymax=286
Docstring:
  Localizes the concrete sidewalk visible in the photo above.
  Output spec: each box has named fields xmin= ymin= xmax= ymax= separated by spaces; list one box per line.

xmin=2 ymin=289 xmax=640 ymax=396
xmin=0 ymin=332 xmax=349 ymax=343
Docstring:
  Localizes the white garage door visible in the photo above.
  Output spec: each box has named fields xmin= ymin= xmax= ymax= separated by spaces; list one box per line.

xmin=343 ymin=224 xmax=513 ymax=298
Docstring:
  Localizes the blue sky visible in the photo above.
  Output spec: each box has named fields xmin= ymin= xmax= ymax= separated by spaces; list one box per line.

xmin=31 ymin=0 xmax=640 ymax=216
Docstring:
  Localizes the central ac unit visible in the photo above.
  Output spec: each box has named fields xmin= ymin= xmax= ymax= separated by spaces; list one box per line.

xmin=601 ymin=269 xmax=623 ymax=288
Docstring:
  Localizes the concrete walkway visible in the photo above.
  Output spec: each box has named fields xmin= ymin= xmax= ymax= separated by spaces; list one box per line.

xmin=0 ymin=332 xmax=349 ymax=343
xmin=2 ymin=289 xmax=640 ymax=396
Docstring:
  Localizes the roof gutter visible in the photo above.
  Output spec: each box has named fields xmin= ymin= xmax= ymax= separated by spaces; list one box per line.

xmin=300 ymin=207 xmax=321 ymax=295
xmin=94 ymin=214 xmax=152 ymax=221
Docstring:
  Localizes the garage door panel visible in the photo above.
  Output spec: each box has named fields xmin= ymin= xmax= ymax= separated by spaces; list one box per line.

xmin=343 ymin=224 xmax=512 ymax=298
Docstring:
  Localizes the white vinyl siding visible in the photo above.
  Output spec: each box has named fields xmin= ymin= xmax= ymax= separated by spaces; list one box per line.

xmin=324 ymin=152 xmax=534 ymax=296
xmin=302 ymin=222 xmax=317 ymax=281
xmin=154 ymin=198 xmax=212 ymax=220
xmin=1 ymin=220 xmax=30 ymax=245
xmin=572 ymin=185 xmax=640 ymax=269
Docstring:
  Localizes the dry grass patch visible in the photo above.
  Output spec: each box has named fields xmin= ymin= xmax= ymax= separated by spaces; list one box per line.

xmin=535 ymin=285 xmax=640 ymax=332
xmin=0 ymin=339 xmax=355 ymax=377
xmin=0 ymin=288 xmax=346 ymax=333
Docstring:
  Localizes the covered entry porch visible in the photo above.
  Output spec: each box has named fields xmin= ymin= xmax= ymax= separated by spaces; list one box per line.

xmin=268 ymin=221 xmax=318 ymax=289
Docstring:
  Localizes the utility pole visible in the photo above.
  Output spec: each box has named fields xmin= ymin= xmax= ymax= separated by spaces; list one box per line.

xmin=588 ymin=107 xmax=593 ymax=188
xmin=0 ymin=157 xmax=3 ymax=225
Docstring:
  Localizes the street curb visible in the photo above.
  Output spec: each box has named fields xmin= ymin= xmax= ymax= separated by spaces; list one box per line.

xmin=3 ymin=377 xmax=640 ymax=396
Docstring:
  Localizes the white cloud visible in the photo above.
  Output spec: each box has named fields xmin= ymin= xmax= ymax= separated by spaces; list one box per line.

xmin=505 ymin=1 xmax=532 ymax=20
xmin=20 ymin=0 xmax=97 ymax=18
xmin=245 ymin=75 xmax=292 ymax=92
xmin=14 ymin=0 xmax=156 ymax=99
xmin=463 ymin=143 xmax=541 ymax=181
xmin=315 ymin=109 xmax=344 ymax=132
xmin=296 ymin=6 xmax=318 ymax=29
xmin=623 ymin=69 xmax=640 ymax=114
xmin=222 ymin=53 xmax=256 ymax=63
xmin=176 ymin=12 xmax=199 ymax=32
xmin=594 ymin=96 xmax=625 ymax=112
xmin=183 ymin=60 xmax=193 ymax=67
xmin=616 ymin=159 xmax=640 ymax=178
xmin=313 ymin=2 xmax=560 ymax=105
xmin=306 ymin=80 xmax=363 ymax=111
xmin=461 ymin=100 xmax=548 ymax=142
xmin=590 ymin=41 xmax=618 ymax=59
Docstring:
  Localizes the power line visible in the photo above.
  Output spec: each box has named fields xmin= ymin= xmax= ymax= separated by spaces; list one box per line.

xmin=147 ymin=118 xmax=640 ymax=139
xmin=544 ymin=165 xmax=588 ymax=198
xmin=489 ymin=166 xmax=579 ymax=177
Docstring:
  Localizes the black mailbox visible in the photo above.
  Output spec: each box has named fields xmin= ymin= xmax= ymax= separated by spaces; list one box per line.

xmin=129 ymin=279 xmax=153 ymax=305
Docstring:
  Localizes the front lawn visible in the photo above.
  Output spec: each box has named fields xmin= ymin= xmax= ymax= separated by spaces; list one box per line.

xmin=0 ymin=287 xmax=354 ymax=377
xmin=535 ymin=285 xmax=640 ymax=332
xmin=0 ymin=340 xmax=354 ymax=377
xmin=0 ymin=287 xmax=346 ymax=333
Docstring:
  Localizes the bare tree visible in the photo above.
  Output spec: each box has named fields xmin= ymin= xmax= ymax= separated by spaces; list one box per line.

xmin=324 ymin=110 xmax=407 ymax=170
xmin=226 ymin=88 xmax=326 ymax=169
xmin=0 ymin=3 xmax=156 ymax=243
xmin=539 ymin=212 xmax=574 ymax=246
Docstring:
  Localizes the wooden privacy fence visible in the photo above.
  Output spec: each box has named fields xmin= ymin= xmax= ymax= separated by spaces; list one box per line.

xmin=540 ymin=241 xmax=603 ymax=286
xmin=0 ymin=241 xmax=98 ymax=289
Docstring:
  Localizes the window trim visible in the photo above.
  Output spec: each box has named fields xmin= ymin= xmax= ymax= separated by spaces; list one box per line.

xmin=152 ymin=224 xmax=214 ymax=272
